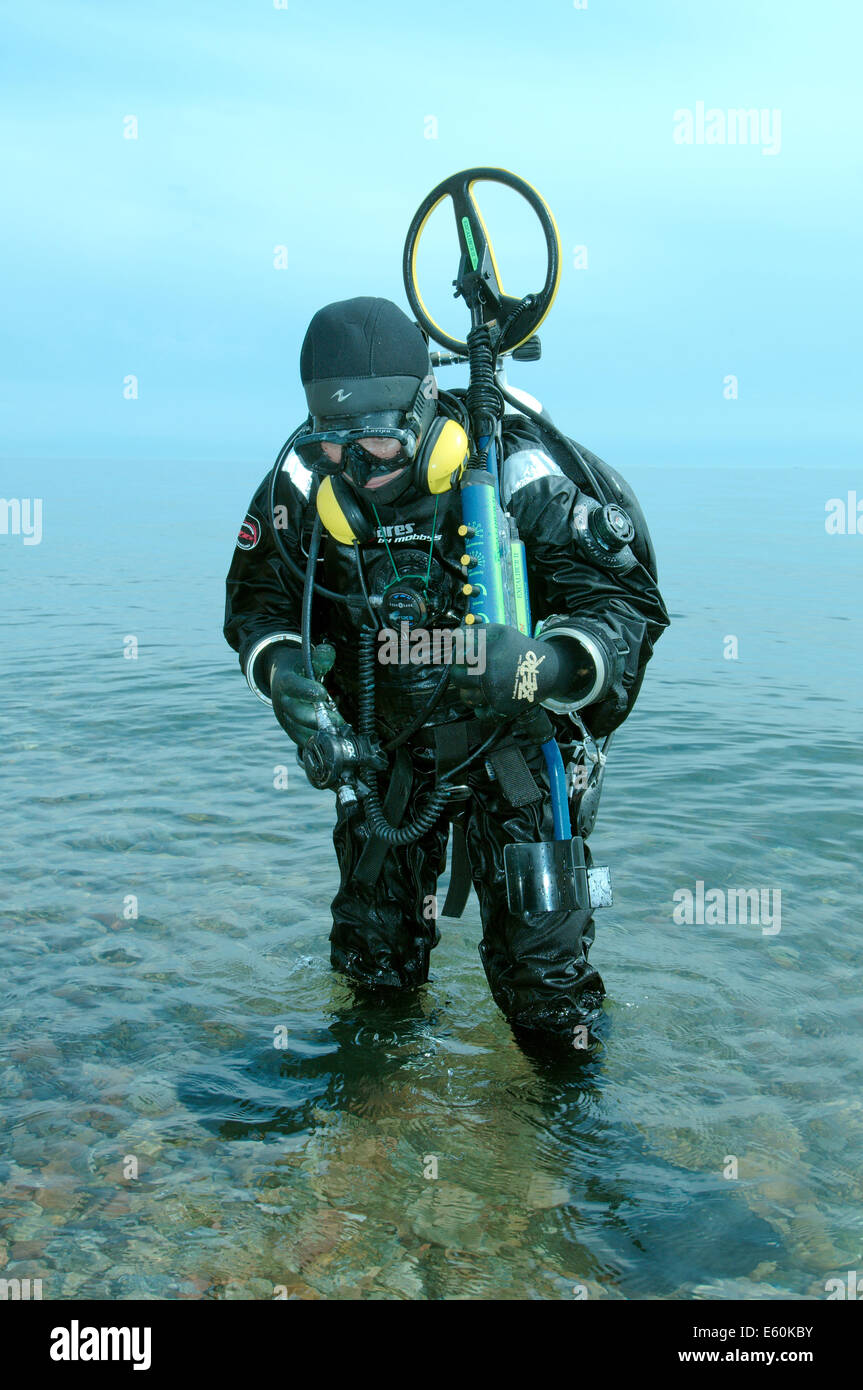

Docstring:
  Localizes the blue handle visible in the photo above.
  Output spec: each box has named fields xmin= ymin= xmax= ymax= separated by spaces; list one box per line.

xmin=541 ymin=737 xmax=572 ymax=840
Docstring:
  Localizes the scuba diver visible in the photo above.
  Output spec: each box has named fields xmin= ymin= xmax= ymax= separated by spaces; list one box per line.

xmin=224 ymin=295 xmax=669 ymax=1053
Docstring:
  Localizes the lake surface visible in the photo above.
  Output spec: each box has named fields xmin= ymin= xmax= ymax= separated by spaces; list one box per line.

xmin=2 ymin=458 xmax=861 ymax=1299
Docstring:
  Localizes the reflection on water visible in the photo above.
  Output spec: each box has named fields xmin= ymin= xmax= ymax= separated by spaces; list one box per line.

xmin=1 ymin=463 xmax=861 ymax=1299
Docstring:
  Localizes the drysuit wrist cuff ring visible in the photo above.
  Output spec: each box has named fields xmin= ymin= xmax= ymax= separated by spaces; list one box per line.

xmin=538 ymin=627 xmax=609 ymax=713
xmin=245 ymin=631 xmax=303 ymax=704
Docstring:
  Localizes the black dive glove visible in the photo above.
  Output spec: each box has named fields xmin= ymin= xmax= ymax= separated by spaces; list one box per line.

xmin=267 ymin=643 xmax=345 ymax=749
xmin=450 ymin=624 xmax=600 ymax=717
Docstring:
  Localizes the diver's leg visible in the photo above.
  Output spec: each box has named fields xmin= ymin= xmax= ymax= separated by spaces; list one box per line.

xmin=330 ymin=789 xmax=449 ymax=990
xmin=464 ymin=745 xmax=605 ymax=1050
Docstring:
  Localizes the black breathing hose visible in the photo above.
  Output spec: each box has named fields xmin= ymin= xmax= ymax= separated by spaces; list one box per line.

xmin=437 ymin=388 xmax=472 ymax=434
xmin=352 ymin=541 xmax=380 ymax=629
xmin=443 ymin=721 xmax=510 ymax=781
xmin=431 ymin=543 xmax=471 ymax=585
xmin=465 ymin=324 xmax=504 ymax=442
xmin=350 ymin=539 xmax=454 ymax=750
xmin=357 ymin=627 xmax=452 ymax=845
xmin=267 ymin=433 xmax=368 ymax=609
xmin=496 ymin=382 xmax=607 ymax=503
xmin=301 ymin=513 xmax=324 ymax=681
xmin=497 ymin=295 xmax=536 ymax=350
xmin=381 ymin=662 xmax=452 ymax=752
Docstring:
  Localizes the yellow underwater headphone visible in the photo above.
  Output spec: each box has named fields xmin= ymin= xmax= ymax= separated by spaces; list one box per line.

xmin=315 ymin=416 xmax=471 ymax=545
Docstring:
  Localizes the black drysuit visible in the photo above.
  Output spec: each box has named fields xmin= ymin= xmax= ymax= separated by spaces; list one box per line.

xmin=224 ymin=410 xmax=669 ymax=1045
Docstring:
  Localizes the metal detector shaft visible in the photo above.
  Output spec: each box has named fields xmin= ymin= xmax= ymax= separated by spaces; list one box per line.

xmin=403 ymin=167 xmax=612 ymax=913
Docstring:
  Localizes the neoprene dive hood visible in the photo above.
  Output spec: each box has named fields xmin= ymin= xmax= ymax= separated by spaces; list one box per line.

xmin=300 ymin=296 xmax=433 ymax=425
xmin=297 ymin=296 xmax=470 ymax=522
xmin=298 ymin=297 xmax=438 ymax=504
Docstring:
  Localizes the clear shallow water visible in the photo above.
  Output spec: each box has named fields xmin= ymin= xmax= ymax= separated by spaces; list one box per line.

xmin=1 ymin=460 xmax=861 ymax=1300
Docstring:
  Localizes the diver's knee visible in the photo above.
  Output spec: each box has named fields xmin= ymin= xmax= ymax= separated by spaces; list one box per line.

xmin=479 ymin=927 xmax=606 ymax=1053
xmin=330 ymin=921 xmax=438 ymax=991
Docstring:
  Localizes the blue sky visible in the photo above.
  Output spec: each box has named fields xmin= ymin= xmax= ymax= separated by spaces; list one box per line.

xmin=2 ymin=0 xmax=859 ymax=470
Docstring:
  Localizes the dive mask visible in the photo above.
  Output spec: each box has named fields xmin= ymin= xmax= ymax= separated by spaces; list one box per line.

xmin=294 ymin=412 xmax=420 ymax=486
